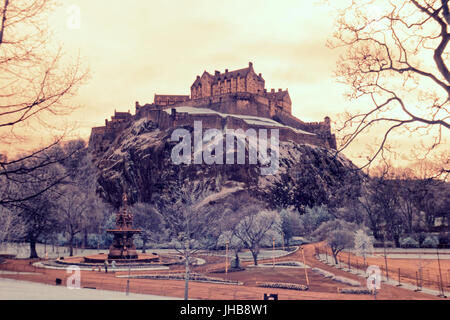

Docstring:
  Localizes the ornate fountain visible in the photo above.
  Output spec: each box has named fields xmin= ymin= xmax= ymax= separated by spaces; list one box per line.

xmin=83 ymin=193 xmax=159 ymax=264
xmin=107 ymin=193 xmax=141 ymax=259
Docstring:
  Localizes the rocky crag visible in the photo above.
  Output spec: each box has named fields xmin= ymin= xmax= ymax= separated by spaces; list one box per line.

xmin=90 ymin=63 xmax=360 ymax=209
xmin=91 ymin=117 xmax=362 ymax=210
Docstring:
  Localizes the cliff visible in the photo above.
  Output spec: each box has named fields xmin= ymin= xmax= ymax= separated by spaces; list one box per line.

xmin=91 ymin=117 xmax=361 ymax=210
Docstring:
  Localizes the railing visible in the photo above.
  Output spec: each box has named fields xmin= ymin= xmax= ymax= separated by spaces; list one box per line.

xmin=314 ymin=245 xmax=449 ymax=296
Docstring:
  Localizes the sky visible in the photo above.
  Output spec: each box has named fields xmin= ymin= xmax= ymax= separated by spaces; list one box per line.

xmin=3 ymin=0 xmax=447 ymax=167
xmin=49 ymin=1 xmax=345 ymax=126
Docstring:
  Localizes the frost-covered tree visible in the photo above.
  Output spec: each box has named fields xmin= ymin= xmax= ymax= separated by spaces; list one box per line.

xmin=353 ymin=228 xmax=374 ymax=265
xmin=299 ymin=205 xmax=334 ymax=238
xmin=56 ymin=184 xmax=89 ymax=256
xmin=233 ymin=208 xmax=281 ymax=266
xmin=130 ymin=202 xmax=165 ymax=253
xmin=279 ymin=209 xmax=302 ymax=248
xmin=313 ymin=219 xmax=356 ymax=264
xmin=154 ymin=178 xmax=218 ymax=300
xmin=217 ymin=230 xmax=244 ymax=269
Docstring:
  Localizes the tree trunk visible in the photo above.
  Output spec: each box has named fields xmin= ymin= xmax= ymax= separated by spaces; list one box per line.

xmin=83 ymin=229 xmax=88 ymax=249
xmin=251 ymin=251 xmax=258 ymax=266
xmin=394 ymin=235 xmax=400 ymax=248
xmin=333 ymin=254 xmax=338 ymax=264
xmin=29 ymin=240 xmax=38 ymax=259
xmin=69 ymin=234 xmax=74 ymax=257
xmin=142 ymin=238 xmax=146 ymax=253
xmin=332 ymin=249 xmax=339 ymax=264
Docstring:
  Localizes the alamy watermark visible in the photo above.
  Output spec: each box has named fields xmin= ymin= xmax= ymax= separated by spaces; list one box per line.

xmin=170 ymin=121 xmax=279 ymax=175
xmin=66 ymin=265 xmax=81 ymax=289
xmin=366 ymin=265 xmax=381 ymax=292
xmin=66 ymin=5 xmax=81 ymax=30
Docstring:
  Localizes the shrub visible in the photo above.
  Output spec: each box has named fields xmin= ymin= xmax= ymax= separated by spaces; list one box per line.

xmin=373 ymin=241 xmax=395 ymax=248
xmin=400 ymin=237 xmax=419 ymax=248
xmin=311 ymin=267 xmax=334 ymax=278
xmin=422 ymin=235 xmax=439 ymax=248
xmin=438 ymin=233 xmax=450 ymax=246
xmin=416 ymin=232 xmax=427 ymax=246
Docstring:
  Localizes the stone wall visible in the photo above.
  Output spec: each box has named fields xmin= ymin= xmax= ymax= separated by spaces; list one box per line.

xmin=246 ymin=72 xmax=264 ymax=94
xmin=89 ymin=119 xmax=132 ymax=153
xmin=91 ymin=92 xmax=337 ymax=152
xmin=140 ymin=107 xmax=330 ymax=148
xmin=154 ymin=95 xmax=189 ymax=106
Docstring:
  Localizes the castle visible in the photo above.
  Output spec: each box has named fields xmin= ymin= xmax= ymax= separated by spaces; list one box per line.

xmin=89 ymin=63 xmax=336 ymax=152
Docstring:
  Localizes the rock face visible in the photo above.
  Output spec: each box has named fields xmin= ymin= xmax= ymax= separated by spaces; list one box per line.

xmin=92 ymin=117 xmax=361 ymax=210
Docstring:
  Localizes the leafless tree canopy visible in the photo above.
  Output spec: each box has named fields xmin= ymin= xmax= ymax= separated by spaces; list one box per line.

xmin=0 ymin=0 xmax=88 ymax=205
xmin=329 ymin=0 xmax=449 ymax=168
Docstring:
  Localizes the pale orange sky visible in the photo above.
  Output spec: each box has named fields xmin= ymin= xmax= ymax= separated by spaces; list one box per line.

xmin=3 ymin=0 xmax=447 ymax=167
xmin=49 ymin=1 xmax=345 ymax=126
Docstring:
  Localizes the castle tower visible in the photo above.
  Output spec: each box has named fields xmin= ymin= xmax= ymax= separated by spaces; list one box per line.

xmin=190 ymin=62 xmax=265 ymax=99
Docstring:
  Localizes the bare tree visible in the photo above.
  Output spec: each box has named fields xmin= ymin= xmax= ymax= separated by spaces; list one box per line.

xmin=0 ymin=205 xmax=25 ymax=246
xmin=56 ymin=184 xmax=89 ymax=256
xmin=409 ymin=177 xmax=448 ymax=230
xmin=217 ymin=230 xmax=244 ymax=269
xmin=279 ymin=208 xmax=301 ymax=248
xmin=154 ymin=179 xmax=218 ymax=300
xmin=353 ymin=228 xmax=374 ymax=266
xmin=328 ymin=0 xmax=449 ymax=169
xmin=298 ymin=205 xmax=334 ymax=238
xmin=130 ymin=202 xmax=165 ymax=253
xmin=233 ymin=208 xmax=281 ymax=266
xmin=313 ymin=219 xmax=356 ymax=264
xmin=11 ymin=157 xmax=65 ymax=258
xmin=0 ymin=0 xmax=88 ymax=205
xmin=372 ymin=176 xmax=404 ymax=247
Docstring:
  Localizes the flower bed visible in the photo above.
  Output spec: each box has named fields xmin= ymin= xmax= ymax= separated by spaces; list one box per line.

xmin=273 ymin=261 xmax=303 ymax=267
xmin=332 ymin=276 xmax=361 ymax=287
xmin=311 ymin=268 xmax=361 ymax=286
xmin=126 ymin=273 xmax=242 ymax=285
xmin=338 ymin=287 xmax=372 ymax=295
xmin=311 ymin=267 xmax=334 ymax=278
xmin=211 ymin=267 xmax=245 ymax=274
xmin=256 ymin=282 xmax=309 ymax=291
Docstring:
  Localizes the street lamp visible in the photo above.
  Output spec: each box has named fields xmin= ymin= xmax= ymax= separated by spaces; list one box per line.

xmin=301 ymin=246 xmax=310 ymax=286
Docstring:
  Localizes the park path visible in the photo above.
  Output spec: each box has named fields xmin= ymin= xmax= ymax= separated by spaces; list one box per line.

xmin=0 ymin=243 xmax=443 ymax=300
xmin=255 ymin=243 xmax=444 ymax=300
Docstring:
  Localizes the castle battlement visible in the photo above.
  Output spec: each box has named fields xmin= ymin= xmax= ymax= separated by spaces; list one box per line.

xmin=89 ymin=63 xmax=337 ymax=152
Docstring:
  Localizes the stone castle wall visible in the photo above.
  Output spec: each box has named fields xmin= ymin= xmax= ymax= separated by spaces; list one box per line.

xmin=90 ymin=92 xmax=336 ymax=152
xmin=140 ymin=108 xmax=328 ymax=148
xmin=145 ymin=92 xmax=335 ymax=148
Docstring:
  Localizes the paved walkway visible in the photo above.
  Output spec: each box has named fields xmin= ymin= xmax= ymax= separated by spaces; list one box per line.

xmin=0 ymin=277 xmax=180 ymax=300
xmin=316 ymin=254 xmax=448 ymax=297
xmin=0 ymin=244 xmax=443 ymax=300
